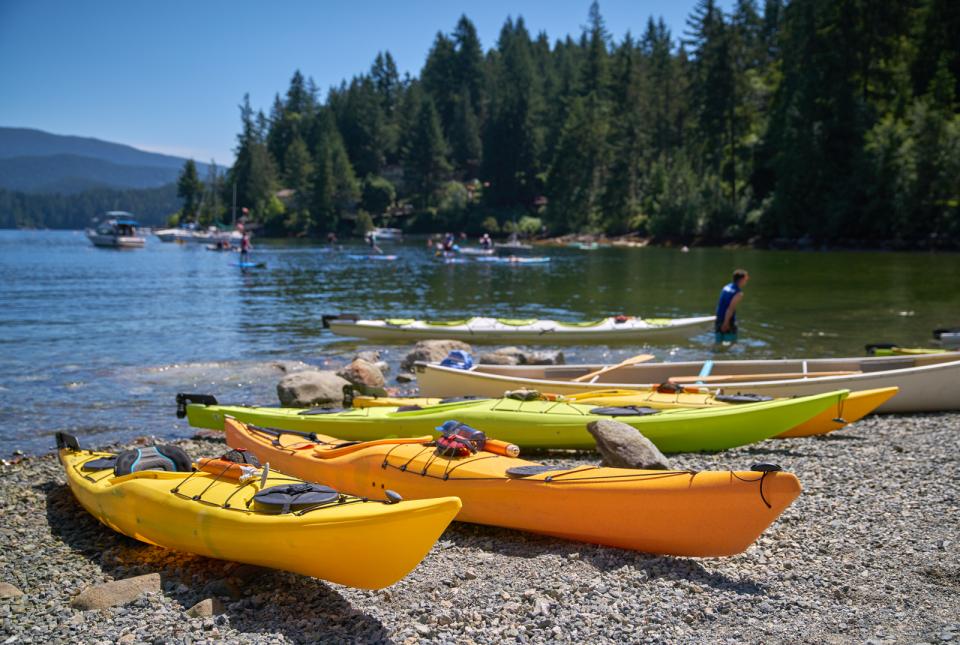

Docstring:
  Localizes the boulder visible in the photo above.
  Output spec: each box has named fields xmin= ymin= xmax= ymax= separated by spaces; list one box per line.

xmin=276 ymin=370 xmax=350 ymax=407
xmin=478 ymin=347 xmax=565 ymax=366
xmin=355 ymin=350 xmax=391 ymax=377
xmin=477 ymin=351 xmax=520 ymax=366
xmin=586 ymin=419 xmax=671 ymax=470
xmin=395 ymin=373 xmax=416 ymax=384
xmin=0 ymin=583 xmax=23 ymax=599
xmin=400 ymin=340 xmax=473 ymax=372
xmin=526 ymin=350 xmax=565 ymax=366
xmin=186 ymin=597 xmax=225 ymax=618
xmin=71 ymin=573 xmax=161 ymax=611
xmin=355 ymin=350 xmax=381 ymax=364
xmin=336 ymin=358 xmax=386 ymax=391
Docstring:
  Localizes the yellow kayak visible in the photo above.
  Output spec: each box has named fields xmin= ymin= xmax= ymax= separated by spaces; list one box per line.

xmin=57 ymin=433 xmax=460 ymax=589
xmin=348 ymin=386 xmax=899 ymax=438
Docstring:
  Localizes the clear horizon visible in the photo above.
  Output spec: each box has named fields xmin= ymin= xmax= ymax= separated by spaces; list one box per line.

xmin=0 ymin=0 xmax=726 ymax=165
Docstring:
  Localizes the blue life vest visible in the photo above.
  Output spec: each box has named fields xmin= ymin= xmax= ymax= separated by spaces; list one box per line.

xmin=715 ymin=282 xmax=741 ymax=326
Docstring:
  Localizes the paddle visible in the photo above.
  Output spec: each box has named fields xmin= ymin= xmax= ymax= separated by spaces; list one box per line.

xmin=572 ymin=353 xmax=656 ymax=384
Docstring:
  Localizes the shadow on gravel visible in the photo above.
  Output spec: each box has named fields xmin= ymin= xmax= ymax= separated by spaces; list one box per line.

xmin=443 ymin=522 xmax=765 ymax=595
xmin=40 ymin=480 xmax=390 ymax=642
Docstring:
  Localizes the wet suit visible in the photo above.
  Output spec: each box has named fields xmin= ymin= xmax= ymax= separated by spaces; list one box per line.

xmin=715 ymin=282 xmax=741 ymax=343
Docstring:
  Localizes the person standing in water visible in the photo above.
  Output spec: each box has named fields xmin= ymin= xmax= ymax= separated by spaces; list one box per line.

xmin=715 ymin=269 xmax=748 ymax=343
xmin=240 ymin=231 xmax=252 ymax=263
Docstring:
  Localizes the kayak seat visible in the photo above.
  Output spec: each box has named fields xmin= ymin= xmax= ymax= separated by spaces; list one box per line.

xmin=506 ymin=465 xmax=561 ymax=478
xmin=82 ymin=457 xmax=118 ymax=472
xmin=397 ymin=405 xmax=424 ymax=412
xmin=423 ymin=319 xmax=470 ymax=326
xmin=642 ymin=318 xmax=671 ymax=326
xmin=114 ymin=445 xmax=192 ymax=477
xmin=496 ymin=319 xmax=539 ymax=326
xmin=714 ymin=393 xmax=774 ymax=404
xmin=555 ymin=319 xmax=607 ymax=328
xmin=589 ymin=406 xmax=661 ymax=417
xmin=439 ymin=396 xmax=482 ymax=404
xmin=253 ymin=483 xmax=340 ymax=514
xmin=385 ymin=319 xmax=416 ymax=326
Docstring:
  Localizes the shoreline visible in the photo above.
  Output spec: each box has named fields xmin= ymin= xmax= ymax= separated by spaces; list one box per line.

xmin=3 ymin=412 xmax=958 ymax=643
xmin=5 ymin=228 xmax=960 ymax=253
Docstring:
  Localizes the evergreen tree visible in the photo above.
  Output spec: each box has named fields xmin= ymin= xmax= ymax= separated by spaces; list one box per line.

xmin=404 ymin=96 xmax=450 ymax=206
xmin=482 ymin=18 xmax=543 ymax=207
xmin=176 ymin=159 xmax=203 ymax=220
xmin=283 ymin=136 xmax=314 ymax=233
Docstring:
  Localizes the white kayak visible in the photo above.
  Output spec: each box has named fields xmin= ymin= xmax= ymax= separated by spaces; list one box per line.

xmin=324 ymin=315 xmax=715 ymax=344
xmin=414 ymin=352 xmax=960 ymax=412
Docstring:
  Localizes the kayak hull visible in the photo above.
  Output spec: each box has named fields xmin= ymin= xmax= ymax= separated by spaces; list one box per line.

xmin=184 ymin=390 xmax=848 ymax=452
xmin=226 ymin=418 xmax=802 ymax=557
xmin=327 ymin=315 xmax=715 ymax=344
xmin=59 ymin=447 xmax=460 ymax=589
xmin=414 ymin=353 xmax=960 ymax=412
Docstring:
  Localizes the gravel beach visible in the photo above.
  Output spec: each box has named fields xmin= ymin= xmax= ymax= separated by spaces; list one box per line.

xmin=2 ymin=412 xmax=958 ymax=644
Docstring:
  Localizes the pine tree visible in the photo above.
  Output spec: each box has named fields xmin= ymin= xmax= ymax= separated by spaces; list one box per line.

xmin=404 ymin=96 xmax=450 ymax=206
xmin=482 ymin=17 xmax=544 ymax=207
xmin=176 ymin=159 xmax=203 ymax=221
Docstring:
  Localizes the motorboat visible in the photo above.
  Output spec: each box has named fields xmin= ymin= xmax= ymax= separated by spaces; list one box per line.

xmin=86 ymin=212 xmax=145 ymax=248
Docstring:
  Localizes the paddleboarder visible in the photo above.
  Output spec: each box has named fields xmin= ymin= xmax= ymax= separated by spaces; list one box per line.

xmin=240 ymin=231 xmax=252 ymax=263
xmin=715 ymin=269 xmax=748 ymax=343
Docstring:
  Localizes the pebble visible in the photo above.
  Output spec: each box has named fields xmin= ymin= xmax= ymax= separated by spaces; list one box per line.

xmin=0 ymin=414 xmax=957 ymax=643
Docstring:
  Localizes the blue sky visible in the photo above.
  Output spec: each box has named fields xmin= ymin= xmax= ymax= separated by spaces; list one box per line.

xmin=1 ymin=0 xmax=719 ymax=165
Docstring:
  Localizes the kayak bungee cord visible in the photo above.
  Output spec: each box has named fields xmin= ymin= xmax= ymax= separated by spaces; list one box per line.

xmin=241 ymin=423 xmax=782 ymax=508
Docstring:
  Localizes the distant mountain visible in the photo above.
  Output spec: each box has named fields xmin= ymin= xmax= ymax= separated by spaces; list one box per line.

xmin=0 ymin=154 xmax=185 ymax=194
xmin=0 ymin=127 xmax=218 ymax=194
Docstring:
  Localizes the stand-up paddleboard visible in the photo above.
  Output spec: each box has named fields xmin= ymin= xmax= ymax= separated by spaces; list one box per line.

xmin=348 ymin=254 xmax=398 ymax=261
xmin=475 ymin=256 xmax=551 ymax=265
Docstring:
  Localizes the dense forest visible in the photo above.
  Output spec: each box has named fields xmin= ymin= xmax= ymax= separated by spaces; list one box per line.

xmin=0 ymin=184 xmax=179 ymax=229
xmin=203 ymin=0 xmax=958 ymax=246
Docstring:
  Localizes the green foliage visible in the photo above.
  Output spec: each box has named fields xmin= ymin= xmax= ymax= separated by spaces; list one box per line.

xmin=437 ymin=181 xmax=469 ymax=215
xmin=360 ymin=175 xmax=395 ymax=215
xmin=517 ymin=215 xmax=543 ymax=236
xmin=209 ymin=2 xmax=960 ymax=247
xmin=482 ymin=216 xmax=500 ymax=233
xmin=354 ymin=210 xmax=374 ymax=236
xmin=404 ymin=97 xmax=451 ymax=207
xmin=176 ymin=159 xmax=203 ymax=221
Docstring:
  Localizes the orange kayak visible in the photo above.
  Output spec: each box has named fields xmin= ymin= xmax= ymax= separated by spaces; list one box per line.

xmin=224 ymin=417 xmax=802 ymax=557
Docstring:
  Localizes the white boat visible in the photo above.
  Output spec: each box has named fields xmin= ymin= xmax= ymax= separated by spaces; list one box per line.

xmin=86 ymin=213 xmax=145 ymax=248
xmin=458 ymin=246 xmax=496 ymax=256
xmin=372 ymin=227 xmax=403 ymax=241
xmin=414 ymin=352 xmax=960 ymax=413
xmin=324 ymin=315 xmax=715 ymax=344
xmin=154 ymin=227 xmax=193 ymax=243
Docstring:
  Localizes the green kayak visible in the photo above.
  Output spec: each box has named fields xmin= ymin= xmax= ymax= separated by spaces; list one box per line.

xmin=177 ymin=389 xmax=848 ymax=452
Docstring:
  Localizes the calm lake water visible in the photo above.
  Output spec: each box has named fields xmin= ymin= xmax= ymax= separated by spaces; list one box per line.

xmin=1 ymin=229 xmax=958 ymax=455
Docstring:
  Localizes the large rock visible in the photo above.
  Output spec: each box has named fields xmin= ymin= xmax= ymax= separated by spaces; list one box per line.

xmin=276 ymin=370 xmax=350 ymax=407
xmin=477 ymin=350 xmax=521 ymax=365
xmin=0 ymin=582 xmax=23 ymax=598
xmin=187 ymin=597 xmax=225 ymax=618
xmin=478 ymin=347 xmax=565 ymax=366
xmin=336 ymin=358 xmax=386 ymax=392
xmin=71 ymin=573 xmax=161 ymax=611
xmin=400 ymin=340 xmax=472 ymax=372
xmin=586 ymin=419 xmax=671 ymax=470
xmin=355 ymin=350 xmax=391 ymax=377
